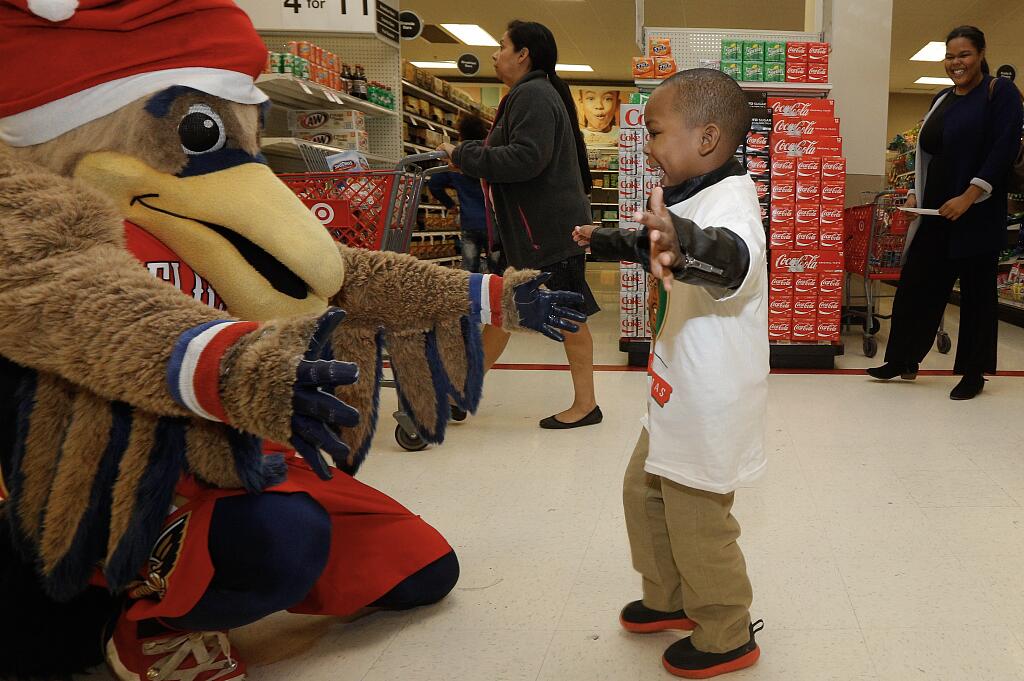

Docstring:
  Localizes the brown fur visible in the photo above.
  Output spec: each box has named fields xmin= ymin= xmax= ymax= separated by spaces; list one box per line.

xmin=105 ymin=411 xmax=158 ymax=565
xmin=499 ymin=267 xmax=538 ymax=332
xmin=185 ymin=421 xmax=245 ymax=490
xmin=16 ymin=374 xmax=74 ymax=541
xmin=330 ymin=326 xmax=382 ymax=469
xmin=384 ymin=331 xmax=439 ymax=429
xmin=434 ymin=322 xmax=468 ymax=396
xmin=39 ymin=391 xmax=114 ymax=572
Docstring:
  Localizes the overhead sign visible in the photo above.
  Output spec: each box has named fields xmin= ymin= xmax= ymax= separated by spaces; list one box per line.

xmin=235 ymin=0 xmax=396 ymax=40
xmin=458 ymin=53 xmax=480 ymax=75
xmin=399 ymin=10 xmax=423 ymax=40
xmin=997 ymin=64 xmax=1016 ymax=82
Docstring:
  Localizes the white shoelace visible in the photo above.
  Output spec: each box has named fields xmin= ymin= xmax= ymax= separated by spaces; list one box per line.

xmin=140 ymin=631 xmax=240 ymax=681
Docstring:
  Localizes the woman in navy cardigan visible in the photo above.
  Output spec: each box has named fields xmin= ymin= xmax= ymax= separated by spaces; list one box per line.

xmin=868 ymin=25 xmax=1023 ymax=400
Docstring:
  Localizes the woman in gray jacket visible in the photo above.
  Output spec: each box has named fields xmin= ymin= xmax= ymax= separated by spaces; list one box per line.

xmin=440 ymin=20 xmax=601 ymax=429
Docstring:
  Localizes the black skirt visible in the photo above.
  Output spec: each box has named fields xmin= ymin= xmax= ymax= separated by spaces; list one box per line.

xmin=493 ymin=252 xmax=601 ymax=317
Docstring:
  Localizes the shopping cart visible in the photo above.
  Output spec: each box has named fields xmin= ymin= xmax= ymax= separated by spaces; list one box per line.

xmin=279 ymin=149 xmax=451 ymax=451
xmin=843 ymin=189 xmax=952 ymax=358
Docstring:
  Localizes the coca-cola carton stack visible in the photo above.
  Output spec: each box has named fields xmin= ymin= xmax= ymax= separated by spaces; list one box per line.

xmin=785 ymin=41 xmax=829 ymax=83
xmin=768 ymin=250 xmax=844 ymax=343
xmin=743 ymin=92 xmax=772 ymax=230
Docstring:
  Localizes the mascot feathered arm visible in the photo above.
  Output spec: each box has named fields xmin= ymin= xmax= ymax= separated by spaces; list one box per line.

xmin=328 ymin=245 xmax=586 ymax=471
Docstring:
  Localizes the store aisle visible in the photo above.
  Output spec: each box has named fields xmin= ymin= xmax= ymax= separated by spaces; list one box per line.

xmin=80 ymin=265 xmax=1024 ymax=681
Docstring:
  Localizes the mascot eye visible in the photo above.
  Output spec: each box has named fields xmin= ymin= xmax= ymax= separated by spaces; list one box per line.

xmin=178 ymin=104 xmax=226 ymax=155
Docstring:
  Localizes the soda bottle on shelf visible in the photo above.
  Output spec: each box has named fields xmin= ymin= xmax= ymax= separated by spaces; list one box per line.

xmin=352 ymin=65 xmax=368 ymax=100
xmin=340 ymin=64 xmax=353 ymax=95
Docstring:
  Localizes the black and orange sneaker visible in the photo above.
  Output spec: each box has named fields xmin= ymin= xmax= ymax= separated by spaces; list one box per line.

xmin=619 ymin=600 xmax=696 ymax=634
xmin=106 ymin=612 xmax=246 ymax=681
xmin=662 ymin=619 xmax=763 ymax=679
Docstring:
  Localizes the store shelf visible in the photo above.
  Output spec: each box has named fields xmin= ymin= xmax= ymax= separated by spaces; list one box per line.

xmin=636 ymin=79 xmax=832 ymax=96
xmin=420 ymin=256 xmax=461 ymax=265
xmin=261 ymin=137 xmax=398 ymax=167
xmin=403 ymin=111 xmax=458 ymax=137
xmin=402 ymin=80 xmax=494 ymax=122
xmin=769 ymin=341 xmax=842 ymax=369
xmin=589 ymin=170 xmax=620 ymax=174
xmin=412 ymin=231 xmax=459 ymax=237
xmin=404 ymin=141 xmax=434 ymax=154
xmin=418 ymin=203 xmax=448 ymax=211
xmin=590 ymin=203 xmax=619 ymax=207
xmin=257 ymin=74 xmax=398 ymax=118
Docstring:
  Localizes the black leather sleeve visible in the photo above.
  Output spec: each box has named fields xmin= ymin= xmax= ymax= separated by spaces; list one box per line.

xmin=588 ymin=227 xmax=650 ymax=268
xmin=667 ymin=214 xmax=751 ymax=291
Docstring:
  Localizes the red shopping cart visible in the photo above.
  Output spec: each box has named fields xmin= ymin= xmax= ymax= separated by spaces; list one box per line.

xmin=280 ymin=149 xmax=452 ymax=451
xmin=843 ymin=189 xmax=951 ymax=358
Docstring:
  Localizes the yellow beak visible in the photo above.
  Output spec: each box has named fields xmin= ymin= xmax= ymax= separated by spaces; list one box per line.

xmin=73 ymin=151 xmax=344 ymax=321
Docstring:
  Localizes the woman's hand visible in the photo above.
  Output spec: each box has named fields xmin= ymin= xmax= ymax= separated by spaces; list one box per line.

xmin=903 ymin=192 xmax=917 ymax=209
xmin=938 ymin=185 xmax=983 ymax=221
xmin=437 ymin=143 xmax=459 ymax=170
xmin=573 ymin=224 xmax=597 ymax=247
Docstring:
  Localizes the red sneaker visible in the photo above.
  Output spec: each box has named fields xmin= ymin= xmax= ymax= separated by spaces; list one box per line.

xmin=106 ymin=613 xmax=246 ymax=681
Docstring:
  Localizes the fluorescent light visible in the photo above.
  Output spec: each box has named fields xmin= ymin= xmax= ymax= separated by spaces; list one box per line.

xmin=915 ymin=76 xmax=954 ymax=85
xmin=555 ymin=64 xmax=594 ymax=72
xmin=910 ymin=42 xmax=946 ymax=61
xmin=440 ymin=24 xmax=499 ymax=46
xmin=411 ymin=61 xmax=458 ymax=69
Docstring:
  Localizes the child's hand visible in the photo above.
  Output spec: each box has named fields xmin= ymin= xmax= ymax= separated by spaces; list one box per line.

xmin=573 ymin=224 xmax=598 ymax=247
xmin=634 ymin=186 xmax=684 ymax=291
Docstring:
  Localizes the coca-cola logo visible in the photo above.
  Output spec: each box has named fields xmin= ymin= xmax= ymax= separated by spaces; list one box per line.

xmin=747 ymin=132 xmax=768 ymax=149
xmin=305 ymin=133 xmax=334 ymax=144
xmin=770 ymin=275 xmax=793 ymax=290
xmin=793 ymin=321 xmax=815 ymax=334
xmin=822 ymin=184 xmax=845 ymax=199
xmin=820 ymin=275 xmax=842 ymax=289
xmin=795 ymin=275 xmax=817 ymax=289
xmin=756 ymin=182 xmax=770 ymax=199
xmin=768 ymin=321 xmax=790 ymax=332
xmin=820 ymin=207 xmax=844 ymax=223
xmin=818 ymin=299 xmax=841 ymax=313
xmin=820 ymin=231 xmax=843 ymax=245
xmin=776 ymin=120 xmax=827 ymax=136
xmin=747 ymin=157 xmax=769 ymax=173
xmin=808 ymin=44 xmax=830 ymax=58
xmin=772 ymin=158 xmax=795 ymax=175
xmin=798 ymin=159 xmax=821 ymax=174
xmin=771 ymin=101 xmax=812 ymax=117
xmin=821 ymin=159 xmax=845 ymax=178
xmin=794 ymin=298 xmax=816 ymax=312
xmin=769 ymin=298 xmax=792 ymax=314
xmin=787 ymin=44 xmax=808 ymax=56
xmin=775 ymin=252 xmax=820 ymax=271
xmin=772 ymin=205 xmax=795 ymax=221
xmin=773 ymin=138 xmax=823 ymax=156
xmin=796 ymin=206 xmax=818 ymax=221
xmin=796 ymin=183 xmax=820 ymax=201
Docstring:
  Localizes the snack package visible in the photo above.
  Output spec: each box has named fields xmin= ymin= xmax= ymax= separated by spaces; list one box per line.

xmin=325 ymin=150 xmax=370 ymax=172
xmin=632 ymin=56 xmax=655 ymax=79
xmin=655 ymin=56 xmax=678 ymax=79
xmin=649 ymin=37 xmax=672 ymax=57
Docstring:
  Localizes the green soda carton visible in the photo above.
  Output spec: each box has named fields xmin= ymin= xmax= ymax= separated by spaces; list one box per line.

xmin=765 ymin=62 xmax=786 ymax=81
xmin=721 ymin=39 xmax=743 ymax=62
xmin=629 ymin=91 xmax=650 ymax=104
xmin=743 ymin=41 xmax=765 ymax=62
xmin=742 ymin=61 xmax=764 ymax=82
xmin=765 ymin=41 xmax=786 ymax=62
xmin=720 ymin=60 xmax=743 ymax=81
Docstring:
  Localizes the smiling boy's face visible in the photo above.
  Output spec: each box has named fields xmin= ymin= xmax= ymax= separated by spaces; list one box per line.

xmin=642 ymin=87 xmax=713 ymax=186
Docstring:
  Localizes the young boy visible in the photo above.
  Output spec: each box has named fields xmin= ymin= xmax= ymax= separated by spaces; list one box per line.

xmin=574 ymin=69 xmax=768 ymax=678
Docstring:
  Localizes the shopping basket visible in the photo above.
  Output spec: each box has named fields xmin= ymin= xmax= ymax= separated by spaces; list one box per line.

xmin=843 ymin=189 xmax=951 ymax=358
xmin=280 ymin=148 xmax=452 ymax=451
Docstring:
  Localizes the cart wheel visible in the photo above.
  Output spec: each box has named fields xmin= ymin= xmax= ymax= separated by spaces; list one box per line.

xmin=865 ymin=316 xmax=881 ymax=335
xmin=450 ymin=405 xmax=468 ymax=422
xmin=863 ymin=336 xmax=878 ymax=358
xmin=395 ymin=424 xmax=428 ymax=452
xmin=936 ymin=332 xmax=952 ymax=354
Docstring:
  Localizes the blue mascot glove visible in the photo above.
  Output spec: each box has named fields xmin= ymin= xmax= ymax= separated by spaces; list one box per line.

xmin=289 ymin=309 xmax=361 ymax=480
xmin=514 ymin=273 xmax=588 ymax=341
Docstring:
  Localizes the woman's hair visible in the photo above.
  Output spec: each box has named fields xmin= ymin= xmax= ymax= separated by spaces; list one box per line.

xmin=457 ymin=114 xmax=488 ymax=142
xmin=946 ymin=25 xmax=990 ymax=76
xmin=506 ymin=19 xmax=593 ymax=193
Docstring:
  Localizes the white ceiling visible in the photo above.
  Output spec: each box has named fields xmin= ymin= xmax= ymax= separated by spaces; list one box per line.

xmin=398 ymin=0 xmax=1024 ymax=92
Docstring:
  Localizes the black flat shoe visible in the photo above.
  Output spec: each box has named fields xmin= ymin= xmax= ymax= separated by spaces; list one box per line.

xmin=950 ymin=374 xmax=986 ymax=400
xmin=866 ymin=362 xmax=919 ymax=380
xmin=539 ymin=406 xmax=602 ymax=429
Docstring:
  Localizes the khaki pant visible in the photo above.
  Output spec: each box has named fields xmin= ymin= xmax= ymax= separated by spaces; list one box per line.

xmin=623 ymin=428 xmax=752 ymax=653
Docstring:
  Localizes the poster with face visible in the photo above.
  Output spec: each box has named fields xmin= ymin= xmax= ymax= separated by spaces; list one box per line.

xmin=574 ymin=87 xmax=623 ymax=145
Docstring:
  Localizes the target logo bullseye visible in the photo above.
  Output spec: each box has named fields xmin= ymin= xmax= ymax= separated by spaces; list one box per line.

xmin=310 ymin=202 xmax=335 ymax=224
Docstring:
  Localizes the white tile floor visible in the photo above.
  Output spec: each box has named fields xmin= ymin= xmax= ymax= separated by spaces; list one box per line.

xmin=85 ymin=263 xmax=1024 ymax=681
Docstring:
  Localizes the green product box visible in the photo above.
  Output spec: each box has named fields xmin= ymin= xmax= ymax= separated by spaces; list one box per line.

xmin=742 ymin=61 xmax=764 ymax=82
xmin=629 ymin=92 xmax=650 ymax=104
xmin=720 ymin=60 xmax=743 ymax=80
xmin=743 ymin=40 xmax=765 ymax=63
xmin=765 ymin=62 xmax=786 ymax=81
xmin=765 ymin=41 xmax=786 ymax=62
xmin=721 ymin=39 xmax=743 ymax=62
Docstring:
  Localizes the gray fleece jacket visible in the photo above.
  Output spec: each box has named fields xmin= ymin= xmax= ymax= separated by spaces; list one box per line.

xmin=452 ymin=70 xmax=592 ymax=269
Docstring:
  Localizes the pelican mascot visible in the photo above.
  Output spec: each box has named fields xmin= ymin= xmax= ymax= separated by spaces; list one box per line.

xmin=0 ymin=2 xmax=585 ymax=679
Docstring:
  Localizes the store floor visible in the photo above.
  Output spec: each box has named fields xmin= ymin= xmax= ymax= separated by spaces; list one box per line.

xmin=84 ymin=263 xmax=1024 ymax=681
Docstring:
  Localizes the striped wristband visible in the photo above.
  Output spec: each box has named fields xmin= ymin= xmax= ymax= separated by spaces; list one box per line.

xmin=167 ymin=320 xmax=259 ymax=423
xmin=468 ymin=273 xmax=503 ymax=327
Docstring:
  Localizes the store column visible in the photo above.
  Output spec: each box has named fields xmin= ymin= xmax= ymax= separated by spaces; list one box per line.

xmin=822 ymin=0 xmax=894 ymax=204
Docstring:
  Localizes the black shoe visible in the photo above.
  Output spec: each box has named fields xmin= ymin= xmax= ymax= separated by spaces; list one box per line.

xmin=950 ymin=374 xmax=986 ymax=400
xmin=662 ymin=620 xmax=764 ymax=679
xmin=619 ymin=600 xmax=696 ymax=634
xmin=866 ymin=362 xmax=919 ymax=380
xmin=539 ymin=406 xmax=602 ymax=429
xmin=449 ymin=405 xmax=468 ymax=422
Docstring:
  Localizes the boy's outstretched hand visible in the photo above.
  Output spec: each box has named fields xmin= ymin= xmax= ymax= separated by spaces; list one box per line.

xmin=572 ymin=224 xmax=597 ymax=247
xmin=634 ymin=186 xmax=684 ymax=291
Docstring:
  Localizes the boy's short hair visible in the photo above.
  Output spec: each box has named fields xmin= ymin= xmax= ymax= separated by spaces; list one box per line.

xmin=660 ymin=69 xmax=752 ymax=153
xmin=457 ymin=114 xmax=489 ymax=142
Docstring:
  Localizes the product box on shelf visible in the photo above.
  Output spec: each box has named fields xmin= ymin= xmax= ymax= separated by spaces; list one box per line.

xmin=771 ymin=156 xmax=796 ymax=179
xmin=816 ymin=316 xmax=840 ymax=342
xmin=721 ymin=39 xmax=743 ymax=62
xmin=769 ymin=294 xmax=794 ymax=318
xmin=294 ymin=130 xmax=369 ymax=152
xmin=721 ymin=60 xmax=743 ymax=81
xmin=632 ymin=57 xmax=655 ymax=79
xmin=820 ymin=181 xmax=846 ymax=204
xmin=288 ymin=109 xmax=365 ymax=132
xmin=754 ymin=179 xmax=771 ymax=203
xmin=795 ymin=202 xmax=821 ymax=249
xmin=649 ymin=37 xmax=672 ymax=57
xmin=821 ymin=156 xmax=847 ymax=179
xmin=807 ymin=42 xmax=830 ymax=62
xmin=796 ymin=179 xmax=821 ymax=203
xmin=770 ymin=203 xmax=795 ymax=248
xmin=772 ymin=249 xmax=844 ymax=274
xmin=794 ymin=272 xmax=818 ymax=295
xmin=742 ymin=61 xmax=765 ymax=82
xmin=746 ymin=155 xmax=770 ymax=179
xmin=655 ymin=56 xmax=678 ymax=78
xmin=785 ymin=62 xmax=808 ymax=83
xmin=770 ymin=271 xmax=795 ymax=295
xmin=769 ymin=97 xmax=836 ymax=118
xmin=765 ymin=62 xmax=786 ymax=82
xmin=743 ymin=41 xmax=765 ymax=62
xmin=819 ymin=205 xmax=845 ymax=248
xmin=771 ymin=135 xmax=843 ymax=158
xmin=769 ymin=315 xmax=792 ymax=341
xmin=775 ymin=118 xmax=841 ymax=138
xmin=786 ymin=42 xmax=809 ymax=62
xmin=745 ymin=130 xmax=770 ymax=156
xmin=771 ymin=178 xmax=795 ymax=203
xmin=792 ymin=295 xmax=817 ymax=320
xmin=791 ymin=319 xmax=817 ymax=342
xmin=819 ymin=272 xmax=843 ymax=296
xmin=808 ymin=63 xmax=830 ymax=83
xmin=765 ymin=41 xmax=787 ymax=63
xmin=796 ymin=157 xmax=822 ymax=180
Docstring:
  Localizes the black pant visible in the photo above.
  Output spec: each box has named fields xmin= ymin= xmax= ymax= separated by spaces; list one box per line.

xmin=884 ymin=220 xmax=998 ymax=374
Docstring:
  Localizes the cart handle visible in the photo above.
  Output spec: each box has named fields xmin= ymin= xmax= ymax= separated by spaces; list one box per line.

xmin=396 ymin=151 xmax=450 ymax=170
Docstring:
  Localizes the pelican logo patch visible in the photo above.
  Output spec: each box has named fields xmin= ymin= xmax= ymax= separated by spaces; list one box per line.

xmin=129 ymin=512 xmax=191 ymax=600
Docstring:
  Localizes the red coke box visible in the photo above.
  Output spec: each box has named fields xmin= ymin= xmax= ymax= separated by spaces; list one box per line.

xmin=754 ymin=179 xmax=771 ymax=202
xmin=773 ymin=249 xmax=844 ymax=274
xmin=807 ymin=42 xmax=830 ymax=62
xmin=773 ymin=118 xmax=841 ymax=138
xmin=794 ymin=272 xmax=818 ymax=295
xmin=796 ymin=201 xmax=820 ymax=228
xmin=791 ymin=318 xmax=817 ymax=342
xmin=770 ymin=272 xmax=795 ymax=294
xmin=819 ymin=222 xmax=844 ymax=250
xmin=820 ymin=204 xmax=844 ymax=228
xmin=746 ymin=130 xmax=770 ymax=155
xmin=785 ymin=62 xmax=808 ymax=83
xmin=817 ymin=296 xmax=841 ymax=318
xmin=769 ymin=295 xmax=794 ymax=316
xmin=768 ymin=97 xmax=835 ymax=118
xmin=819 ymin=273 xmax=843 ymax=296
xmin=746 ymin=155 xmax=770 ymax=178
xmin=821 ymin=156 xmax=847 ymax=180
xmin=772 ymin=179 xmax=795 ymax=203
xmin=770 ymin=223 xmax=795 ymax=248
xmin=816 ymin=317 xmax=840 ymax=342
xmin=797 ymin=157 xmax=822 ymax=180
xmin=771 ymin=201 xmax=795 ymax=226
xmin=769 ymin=317 xmax=792 ymax=341
xmin=771 ymin=136 xmax=843 ymax=158
xmin=795 ymin=226 xmax=820 ymax=250
xmin=808 ymin=63 xmax=830 ymax=83
xmin=820 ymin=181 xmax=846 ymax=204
xmin=771 ymin=156 xmax=795 ymax=179
xmin=792 ymin=296 xmax=817 ymax=319
xmin=786 ymin=42 xmax=809 ymax=61
xmin=796 ymin=179 xmax=821 ymax=202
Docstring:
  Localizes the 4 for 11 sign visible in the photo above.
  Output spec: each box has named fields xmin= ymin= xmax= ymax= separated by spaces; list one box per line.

xmin=235 ymin=0 xmax=396 ymax=38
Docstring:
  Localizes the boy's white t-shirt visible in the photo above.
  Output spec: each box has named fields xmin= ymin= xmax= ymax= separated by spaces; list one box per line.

xmin=644 ymin=174 xmax=769 ymax=494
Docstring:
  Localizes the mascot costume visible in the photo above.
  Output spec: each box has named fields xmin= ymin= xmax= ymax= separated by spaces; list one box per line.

xmin=0 ymin=2 xmax=586 ymax=679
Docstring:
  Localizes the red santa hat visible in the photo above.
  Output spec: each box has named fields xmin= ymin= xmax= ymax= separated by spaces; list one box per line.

xmin=0 ymin=0 xmax=269 ymax=147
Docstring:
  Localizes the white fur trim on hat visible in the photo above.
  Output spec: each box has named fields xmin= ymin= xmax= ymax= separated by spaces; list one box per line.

xmin=0 ymin=67 xmax=269 ymax=147
xmin=27 ymin=0 xmax=78 ymax=22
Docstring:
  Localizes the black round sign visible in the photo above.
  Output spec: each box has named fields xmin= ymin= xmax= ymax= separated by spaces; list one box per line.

xmin=997 ymin=64 xmax=1016 ymax=82
xmin=457 ymin=53 xmax=480 ymax=75
xmin=399 ymin=10 xmax=422 ymax=40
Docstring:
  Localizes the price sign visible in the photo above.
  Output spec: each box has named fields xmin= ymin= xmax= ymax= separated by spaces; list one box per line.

xmin=236 ymin=0 xmax=375 ymax=34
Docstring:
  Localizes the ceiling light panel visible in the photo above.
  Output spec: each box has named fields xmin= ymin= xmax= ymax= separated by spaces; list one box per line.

xmin=411 ymin=61 xmax=458 ymax=69
xmin=440 ymin=24 xmax=499 ymax=46
xmin=910 ymin=42 xmax=946 ymax=62
xmin=914 ymin=76 xmax=954 ymax=85
xmin=555 ymin=64 xmax=594 ymax=72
